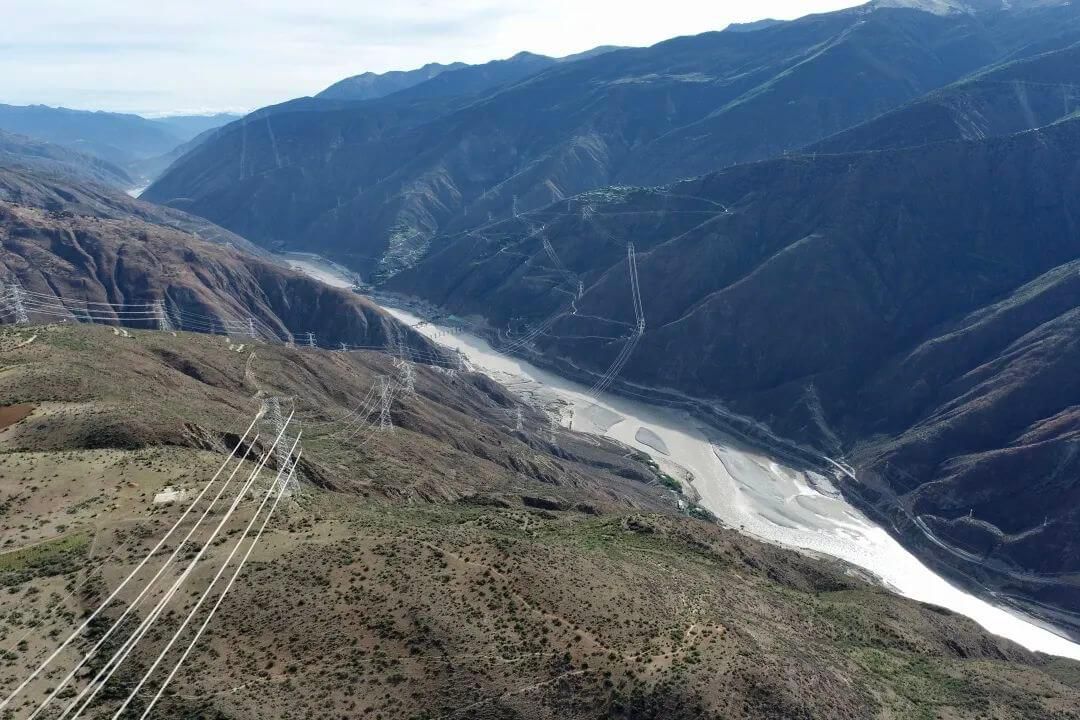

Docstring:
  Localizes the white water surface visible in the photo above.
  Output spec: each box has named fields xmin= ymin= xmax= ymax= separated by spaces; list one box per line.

xmin=279 ymin=252 xmax=359 ymax=289
xmin=287 ymin=255 xmax=1080 ymax=660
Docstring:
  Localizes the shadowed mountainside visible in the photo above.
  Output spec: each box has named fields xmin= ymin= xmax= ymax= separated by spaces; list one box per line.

xmin=388 ymin=115 xmax=1080 ymax=636
xmin=146 ymin=2 xmax=1080 ymax=278
xmin=0 ymin=129 xmax=133 ymax=188
xmin=812 ymin=40 xmax=1080 ymax=153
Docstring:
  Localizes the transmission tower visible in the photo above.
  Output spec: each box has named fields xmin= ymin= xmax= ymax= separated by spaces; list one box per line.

xmin=154 ymin=300 xmax=173 ymax=332
xmin=283 ymin=455 xmax=301 ymax=496
xmin=262 ymin=397 xmax=296 ymax=486
xmin=377 ymin=378 xmax=394 ymax=432
xmin=4 ymin=281 xmax=29 ymax=325
xmin=247 ymin=317 xmax=258 ymax=340
xmin=305 ymin=332 xmax=317 ymax=348
xmin=513 ymin=407 xmax=523 ymax=433
xmin=398 ymin=361 xmax=415 ymax=395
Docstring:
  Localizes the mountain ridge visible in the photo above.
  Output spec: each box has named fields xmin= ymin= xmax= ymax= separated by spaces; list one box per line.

xmin=146 ymin=2 xmax=1080 ymax=278
xmin=0 ymin=165 xmax=438 ymax=356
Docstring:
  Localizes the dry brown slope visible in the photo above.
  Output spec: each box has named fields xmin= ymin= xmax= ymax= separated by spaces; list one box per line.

xmin=0 ymin=325 xmax=1077 ymax=719
xmin=0 ymin=197 xmax=435 ymax=356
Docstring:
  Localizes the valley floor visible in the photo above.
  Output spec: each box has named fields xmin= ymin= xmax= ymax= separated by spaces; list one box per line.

xmin=280 ymin=249 xmax=1080 ymax=658
xmin=377 ymin=301 xmax=1080 ymax=661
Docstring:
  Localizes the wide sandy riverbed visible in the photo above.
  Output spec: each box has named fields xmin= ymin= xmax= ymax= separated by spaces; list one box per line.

xmin=283 ymin=253 xmax=1080 ymax=659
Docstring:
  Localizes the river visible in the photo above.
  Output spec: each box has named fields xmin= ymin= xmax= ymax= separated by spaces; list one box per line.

xmin=285 ymin=254 xmax=1080 ymax=660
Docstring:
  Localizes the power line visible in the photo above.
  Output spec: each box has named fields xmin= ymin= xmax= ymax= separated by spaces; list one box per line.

xmin=155 ymin=300 xmax=174 ymax=333
xmin=103 ymin=435 xmax=302 ymax=720
xmin=63 ymin=421 xmax=296 ymax=720
xmin=30 ymin=438 xmax=267 ymax=720
xmin=2 ymin=280 xmax=30 ymax=324
xmin=135 ymin=456 xmax=301 ymax=719
xmin=0 ymin=414 xmax=261 ymax=714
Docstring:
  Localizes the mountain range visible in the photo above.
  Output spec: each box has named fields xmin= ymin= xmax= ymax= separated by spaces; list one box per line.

xmin=135 ymin=0 xmax=1080 ymax=639
xmin=11 ymin=1 xmax=1080 ymax=716
xmin=0 ymin=129 xmax=133 ymax=187
xmin=316 ymin=47 xmax=625 ymax=103
xmin=145 ymin=0 xmax=1080 ymax=278
xmin=388 ymin=108 xmax=1080 ymax=626
xmin=0 ymin=104 xmax=241 ymax=188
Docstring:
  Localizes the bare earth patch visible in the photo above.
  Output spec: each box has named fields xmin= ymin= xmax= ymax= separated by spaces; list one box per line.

xmin=0 ymin=403 xmax=34 ymax=431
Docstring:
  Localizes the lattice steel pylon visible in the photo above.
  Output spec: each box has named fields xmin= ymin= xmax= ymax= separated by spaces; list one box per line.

xmin=305 ymin=332 xmax=317 ymax=348
xmin=4 ymin=280 xmax=29 ymax=325
xmin=247 ymin=318 xmax=258 ymax=340
xmin=377 ymin=377 xmax=394 ymax=432
xmin=262 ymin=397 xmax=297 ymax=490
xmin=154 ymin=300 xmax=174 ymax=332
xmin=398 ymin=360 xmax=415 ymax=396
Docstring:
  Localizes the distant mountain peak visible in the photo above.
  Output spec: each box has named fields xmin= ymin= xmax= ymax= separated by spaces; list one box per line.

xmin=870 ymin=0 xmax=1070 ymax=14
xmin=723 ymin=18 xmax=785 ymax=32
xmin=315 ymin=62 xmax=469 ymax=101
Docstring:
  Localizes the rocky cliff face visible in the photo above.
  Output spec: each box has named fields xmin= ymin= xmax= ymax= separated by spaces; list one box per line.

xmin=388 ymin=116 xmax=1080 ymax=636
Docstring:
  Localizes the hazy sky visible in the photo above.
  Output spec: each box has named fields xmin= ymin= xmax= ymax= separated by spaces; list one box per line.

xmin=1 ymin=1 xmax=862 ymax=116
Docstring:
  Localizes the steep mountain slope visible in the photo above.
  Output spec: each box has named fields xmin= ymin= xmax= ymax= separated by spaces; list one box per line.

xmin=145 ymin=1 xmax=1080 ymax=278
xmin=0 ymin=129 xmax=132 ymax=187
xmin=2 ymin=324 xmax=1079 ymax=719
xmin=126 ymin=124 xmax=236 ymax=191
xmin=148 ymin=112 xmax=243 ymax=142
xmin=875 ymin=0 xmax=1072 ymax=13
xmin=813 ymin=41 xmax=1080 ymax=153
xmin=316 ymin=61 xmax=468 ymax=100
xmin=0 ymin=164 xmax=264 ymax=252
xmin=0 ymin=166 xmax=437 ymax=354
xmin=0 ymin=104 xmax=182 ymax=166
xmin=388 ymin=116 xmax=1080 ymax=636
